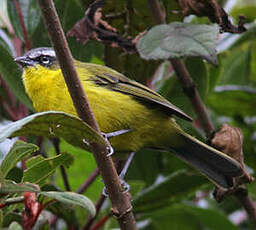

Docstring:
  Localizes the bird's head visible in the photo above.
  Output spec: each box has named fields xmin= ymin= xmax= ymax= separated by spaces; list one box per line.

xmin=14 ymin=47 xmax=59 ymax=70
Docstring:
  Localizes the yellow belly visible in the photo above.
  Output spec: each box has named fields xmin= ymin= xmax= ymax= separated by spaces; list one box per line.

xmin=22 ymin=65 xmax=182 ymax=152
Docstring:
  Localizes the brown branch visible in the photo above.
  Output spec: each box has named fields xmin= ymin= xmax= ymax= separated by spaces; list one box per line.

xmin=14 ymin=0 xmax=32 ymax=50
xmin=235 ymin=188 xmax=256 ymax=225
xmin=76 ymin=168 xmax=100 ymax=194
xmin=91 ymin=214 xmax=110 ymax=230
xmin=170 ymin=59 xmax=215 ymax=136
xmin=37 ymin=1 xmax=136 ymax=229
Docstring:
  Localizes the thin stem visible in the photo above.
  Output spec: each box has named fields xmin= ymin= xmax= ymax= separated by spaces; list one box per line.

xmin=91 ymin=215 xmax=110 ymax=230
xmin=0 ymin=98 xmax=18 ymax=121
xmin=0 ymin=75 xmax=16 ymax=109
xmin=76 ymin=168 xmax=100 ymax=194
xmin=0 ymin=196 xmax=25 ymax=208
xmin=52 ymin=138 xmax=71 ymax=191
xmin=82 ymin=194 xmax=106 ymax=230
xmin=14 ymin=0 xmax=32 ymax=50
xmin=37 ymin=1 xmax=136 ymax=229
xmin=170 ymin=59 xmax=215 ymax=136
xmin=235 ymin=188 xmax=256 ymax=226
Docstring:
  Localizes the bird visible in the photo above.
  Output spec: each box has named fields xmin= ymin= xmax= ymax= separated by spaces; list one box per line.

xmin=14 ymin=47 xmax=242 ymax=188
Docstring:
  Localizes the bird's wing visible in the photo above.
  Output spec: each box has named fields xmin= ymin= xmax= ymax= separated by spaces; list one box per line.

xmin=78 ymin=62 xmax=192 ymax=121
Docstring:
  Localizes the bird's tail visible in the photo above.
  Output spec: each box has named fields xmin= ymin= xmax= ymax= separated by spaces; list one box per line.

xmin=170 ymin=132 xmax=242 ymax=188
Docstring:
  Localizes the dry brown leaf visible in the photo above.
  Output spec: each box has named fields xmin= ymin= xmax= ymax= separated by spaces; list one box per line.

xmin=177 ymin=0 xmax=246 ymax=33
xmin=67 ymin=0 xmax=139 ymax=53
xmin=211 ymin=124 xmax=253 ymax=201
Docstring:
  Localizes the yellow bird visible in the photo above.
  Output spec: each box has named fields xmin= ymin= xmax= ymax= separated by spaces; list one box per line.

xmin=15 ymin=47 xmax=242 ymax=188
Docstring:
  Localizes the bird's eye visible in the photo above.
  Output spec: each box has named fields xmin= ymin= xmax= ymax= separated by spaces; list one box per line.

xmin=40 ymin=56 xmax=50 ymax=65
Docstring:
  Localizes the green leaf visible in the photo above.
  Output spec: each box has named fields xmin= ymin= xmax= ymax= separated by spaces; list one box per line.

xmin=0 ymin=28 xmax=15 ymax=56
xmin=54 ymin=140 xmax=102 ymax=200
xmin=6 ymin=167 xmax=23 ymax=183
xmin=127 ymin=149 xmax=163 ymax=186
xmin=137 ymin=23 xmax=218 ymax=65
xmin=23 ymin=153 xmax=74 ymax=186
xmin=0 ymin=181 xmax=39 ymax=193
xmin=0 ymin=181 xmax=95 ymax=216
xmin=208 ymin=85 xmax=256 ymax=116
xmin=249 ymin=42 xmax=256 ymax=83
xmin=217 ymin=47 xmax=251 ymax=86
xmin=7 ymin=0 xmax=41 ymax=38
xmin=146 ymin=204 xmax=238 ymax=230
xmin=155 ymin=58 xmax=208 ymax=118
xmin=230 ymin=24 xmax=256 ymax=49
xmin=8 ymin=221 xmax=23 ymax=230
xmin=7 ymin=0 xmax=23 ymax=40
xmin=231 ymin=5 xmax=256 ymax=23
xmin=0 ymin=45 xmax=33 ymax=109
xmin=42 ymin=184 xmax=79 ymax=226
xmin=20 ymin=0 xmax=41 ymax=36
xmin=185 ymin=58 xmax=209 ymax=99
xmin=133 ymin=170 xmax=208 ymax=213
xmin=40 ymin=191 xmax=96 ymax=217
xmin=0 ymin=141 xmax=38 ymax=178
xmin=208 ymin=60 xmax=222 ymax=93
xmin=0 ymin=111 xmax=109 ymax=150
xmin=0 ymin=0 xmax=8 ymax=27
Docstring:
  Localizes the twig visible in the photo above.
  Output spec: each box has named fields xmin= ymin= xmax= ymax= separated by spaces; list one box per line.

xmin=147 ymin=0 xmax=256 ymax=226
xmin=37 ymin=1 xmax=137 ymax=229
xmin=0 ymin=196 xmax=25 ymax=209
xmin=91 ymin=215 xmax=110 ymax=230
xmin=82 ymin=194 xmax=106 ymax=230
xmin=76 ymin=168 xmax=100 ymax=194
xmin=14 ymin=0 xmax=32 ymax=50
xmin=170 ymin=59 xmax=215 ymax=136
xmin=52 ymin=138 xmax=71 ymax=191
xmin=0 ymin=75 xmax=16 ymax=109
xmin=235 ymin=187 xmax=256 ymax=226
xmin=0 ymin=98 xmax=18 ymax=121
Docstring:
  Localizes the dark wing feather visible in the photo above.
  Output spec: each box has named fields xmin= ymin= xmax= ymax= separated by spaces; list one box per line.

xmin=78 ymin=62 xmax=192 ymax=121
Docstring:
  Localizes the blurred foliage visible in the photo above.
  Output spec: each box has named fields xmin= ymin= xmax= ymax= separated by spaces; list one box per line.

xmin=0 ymin=0 xmax=255 ymax=229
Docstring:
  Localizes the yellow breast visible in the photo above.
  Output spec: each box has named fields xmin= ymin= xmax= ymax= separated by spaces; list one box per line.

xmin=22 ymin=64 xmax=181 ymax=152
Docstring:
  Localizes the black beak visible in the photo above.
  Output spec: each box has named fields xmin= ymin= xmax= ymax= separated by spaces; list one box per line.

xmin=14 ymin=56 xmax=34 ymax=67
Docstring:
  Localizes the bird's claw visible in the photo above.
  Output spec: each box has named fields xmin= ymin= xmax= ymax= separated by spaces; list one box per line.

xmin=106 ymin=145 xmax=114 ymax=157
xmin=102 ymin=129 xmax=132 ymax=157
xmin=102 ymin=179 xmax=130 ymax=197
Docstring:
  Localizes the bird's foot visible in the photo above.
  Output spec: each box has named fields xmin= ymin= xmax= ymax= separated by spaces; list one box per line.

xmin=103 ymin=179 xmax=130 ymax=197
xmin=102 ymin=152 xmax=135 ymax=197
xmin=102 ymin=129 xmax=132 ymax=156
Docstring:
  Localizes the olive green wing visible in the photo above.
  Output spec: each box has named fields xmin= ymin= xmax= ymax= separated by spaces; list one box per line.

xmin=78 ymin=62 xmax=192 ymax=121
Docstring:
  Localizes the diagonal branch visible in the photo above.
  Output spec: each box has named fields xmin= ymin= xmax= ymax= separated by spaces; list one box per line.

xmin=76 ymin=168 xmax=100 ymax=194
xmin=37 ymin=1 xmax=137 ymax=229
